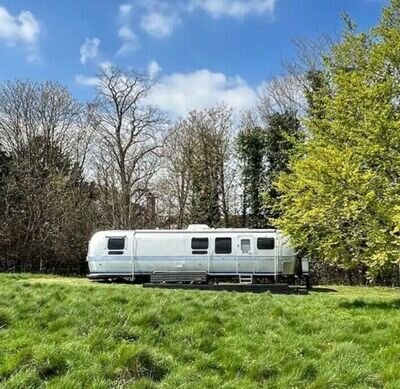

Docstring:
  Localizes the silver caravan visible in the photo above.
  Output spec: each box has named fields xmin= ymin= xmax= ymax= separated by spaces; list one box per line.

xmin=87 ymin=224 xmax=309 ymax=284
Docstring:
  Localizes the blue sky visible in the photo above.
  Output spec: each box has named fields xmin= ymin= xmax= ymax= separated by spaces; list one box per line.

xmin=0 ymin=0 xmax=388 ymax=118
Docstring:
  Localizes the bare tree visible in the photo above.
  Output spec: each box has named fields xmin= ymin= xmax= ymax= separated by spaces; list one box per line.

xmin=284 ymin=36 xmax=335 ymax=76
xmin=157 ymin=123 xmax=192 ymax=228
xmin=279 ymin=36 xmax=336 ymax=114
xmin=89 ymin=67 xmax=166 ymax=229
xmin=258 ymin=75 xmax=306 ymax=118
xmin=161 ymin=105 xmax=234 ymax=228
xmin=0 ymin=80 xmax=91 ymax=169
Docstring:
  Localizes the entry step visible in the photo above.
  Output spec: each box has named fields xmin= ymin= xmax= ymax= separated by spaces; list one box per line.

xmin=239 ymin=274 xmax=253 ymax=284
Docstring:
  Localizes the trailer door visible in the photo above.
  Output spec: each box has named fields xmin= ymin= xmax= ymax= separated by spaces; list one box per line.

xmin=210 ymin=236 xmax=236 ymax=274
xmin=237 ymin=235 xmax=255 ymax=274
xmin=104 ymin=235 xmax=131 ymax=274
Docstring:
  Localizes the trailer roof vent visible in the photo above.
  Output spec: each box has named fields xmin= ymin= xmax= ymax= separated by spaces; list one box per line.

xmin=187 ymin=224 xmax=210 ymax=231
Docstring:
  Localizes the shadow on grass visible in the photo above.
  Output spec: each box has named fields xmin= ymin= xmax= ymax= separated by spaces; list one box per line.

xmin=339 ymin=299 xmax=400 ymax=310
xmin=310 ymin=287 xmax=338 ymax=293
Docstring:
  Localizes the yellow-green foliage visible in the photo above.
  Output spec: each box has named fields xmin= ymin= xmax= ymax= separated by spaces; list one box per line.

xmin=2 ymin=274 xmax=400 ymax=387
xmin=277 ymin=1 xmax=400 ymax=278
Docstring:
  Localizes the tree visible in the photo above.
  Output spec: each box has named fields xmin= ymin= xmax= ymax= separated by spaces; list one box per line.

xmin=283 ymin=36 xmax=335 ymax=116
xmin=263 ymin=110 xmax=303 ymax=222
xmin=0 ymin=80 xmax=91 ymax=169
xmin=238 ymin=96 xmax=303 ymax=228
xmin=2 ymin=138 xmax=96 ymax=273
xmin=303 ymin=69 xmax=330 ymax=119
xmin=258 ymin=75 xmax=306 ymax=118
xmin=89 ymin=67 xmax=166 ymax=229
xmin=237 ymin=123 xmax=267 ymax=228
xmin=277 ymin=1 xmax=400 ymax=279
xmin=162 ymin=106 xmax=233 ymax=228
xmin=158 ymin=122 xmax=193 ymax=228
xmin=0 ymin=80 xmax=95 ymax=273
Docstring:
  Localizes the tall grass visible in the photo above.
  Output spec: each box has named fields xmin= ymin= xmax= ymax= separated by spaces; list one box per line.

xmin=0 ymin=274 xmax=400 ymax=388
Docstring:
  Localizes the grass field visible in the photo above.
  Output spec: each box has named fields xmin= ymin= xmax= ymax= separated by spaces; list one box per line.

xmin=0 ymin=275 xmax=400 ymax=388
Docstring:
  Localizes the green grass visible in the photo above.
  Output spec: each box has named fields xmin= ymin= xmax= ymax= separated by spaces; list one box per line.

xmin=0 ymin=275 xmax=400 ymax=388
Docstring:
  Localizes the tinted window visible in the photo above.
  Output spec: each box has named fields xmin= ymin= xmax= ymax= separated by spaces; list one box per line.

xmin=108 ymin=238 xmax=125 ymax=250
xmin=215 ymin=238 xmax=232 ymax=254
xmin=257 ymin=237 xmax=275 ymax=250
xmin=191 ymin=238 xmax=209 ymax=250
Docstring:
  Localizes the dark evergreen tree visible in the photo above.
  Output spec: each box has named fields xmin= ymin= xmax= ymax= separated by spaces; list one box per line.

xmin=237 ymin=111 xmax=303 ymax=228
xmin=1 ymin=136 xmax=96 ymax=273
xmin=263 ymin=110 xmax=303 ymax=222
xmin=237 ymin=126 xmax=268 ymax=228
xmin=304 ymin=69 xmax=330 ymax=119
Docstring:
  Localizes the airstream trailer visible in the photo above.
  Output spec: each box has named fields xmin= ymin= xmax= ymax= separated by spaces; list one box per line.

xmin=87 ymin=224 xmax=309 ymax=285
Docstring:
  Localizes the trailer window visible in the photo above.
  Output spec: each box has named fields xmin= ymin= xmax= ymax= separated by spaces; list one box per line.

xmin=257 ymin=237 xmax=275 ymax=250
xmin=191 ymin=238 xmax=208 ymax=250
xmin=108 ymin=237 xmax=125 ymax=250
xmin=215 ymin=238 xmax=232 ymax=254
xmin=241 ymin=239 xmax=251 ymax=253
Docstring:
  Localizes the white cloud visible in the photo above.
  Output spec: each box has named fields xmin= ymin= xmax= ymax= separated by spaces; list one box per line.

xmin=80 ymin=37 xmax=100 ymax=64
xmin=148 ymin=60 xmax=162 ymax=79
xmin=0 ymin=6 xmax=40 ymax=45
xmin=116 ymin=0 xmax=275 ymax=48
xmin=116 ymin=1 xmax=181 ymax=44
xmin=117 ymin=25 xmax=139 ymax=54
xmin=140 ymin=11 xmax=180 ymax=39
xmin=189 ymin=0 xmax=277 ymax=18
xmin=75 ymin=61 xmax=115 ymax=87
xmin=117 ymin=3 xmax=139 ymax=55
xmin=99 ymin=61 xmax=114 ymax=71
xmin=147 ymin=69 xmax=258 ymax=117
xmin=118 ymin=25 xmax=136 ymax=41
xmin=0 ymin=6 xmax=41 ymax=61
xmin=75 ymin=65 xmax=261 ymax=119
xmin=118 ymin=3 xmax=132 ymax=19
xmin=75 ymin=74 xmax=99 ymax=87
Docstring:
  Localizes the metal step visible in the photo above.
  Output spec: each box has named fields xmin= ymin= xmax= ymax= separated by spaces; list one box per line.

xmin=239 ymin=274 xmax=253 ymax=284
xmin=150 ymin=271 xmax=207 ymax=284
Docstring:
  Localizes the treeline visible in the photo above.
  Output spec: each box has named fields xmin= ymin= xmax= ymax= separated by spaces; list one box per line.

xmin=0 ymin=66 xmax=302 ymax=275
xmin=1 ymin=1 xmax=400 ymax=284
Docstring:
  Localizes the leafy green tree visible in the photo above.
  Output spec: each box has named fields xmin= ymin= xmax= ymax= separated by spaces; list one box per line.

xmin=277 ymin=1 xmax=400 ymax=279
